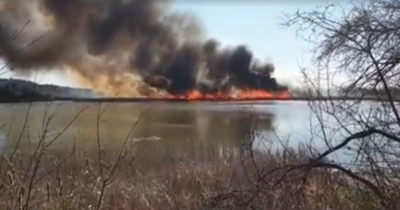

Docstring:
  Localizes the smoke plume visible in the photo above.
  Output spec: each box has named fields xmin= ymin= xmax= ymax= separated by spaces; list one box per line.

xmin=0 ymin=0 xmax=287 ymax=96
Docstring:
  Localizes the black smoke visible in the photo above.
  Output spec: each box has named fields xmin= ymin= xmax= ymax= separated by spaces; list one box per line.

xmin=0 ymin=0 xmax=287 ymax=96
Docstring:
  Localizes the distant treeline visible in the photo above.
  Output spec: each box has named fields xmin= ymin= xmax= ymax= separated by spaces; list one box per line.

xmin=289 ymin=85 xmax=400 ymax=99
xmin=0 ymin=78 xmax=97 ymax=102
xmin=0 ymin=79 xmax=48 ymax=102
xmin=339 ymin=86 xmax=400 ymax=97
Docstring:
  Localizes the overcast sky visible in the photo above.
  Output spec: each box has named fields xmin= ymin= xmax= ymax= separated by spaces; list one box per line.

xmin=0 ymin=1 xmax=347 ymax=88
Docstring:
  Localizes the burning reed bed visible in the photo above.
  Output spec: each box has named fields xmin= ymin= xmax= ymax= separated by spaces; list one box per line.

xmin=0 ymin=143 xmax=389 ymax=210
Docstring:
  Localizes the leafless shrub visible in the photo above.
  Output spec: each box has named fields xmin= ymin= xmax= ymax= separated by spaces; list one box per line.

xmin=272 ymin=0 xmax=400 ymax=209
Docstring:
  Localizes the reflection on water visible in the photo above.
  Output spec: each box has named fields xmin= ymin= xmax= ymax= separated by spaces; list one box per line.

xmin=0 ymin=101 xmax=378 ymax=165
xmin=0 ymin=102 xmax=279 ymax=158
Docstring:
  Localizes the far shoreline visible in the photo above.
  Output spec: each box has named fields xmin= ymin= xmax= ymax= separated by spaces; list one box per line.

xmin=0 ymin=96 xmax=397 ymax=103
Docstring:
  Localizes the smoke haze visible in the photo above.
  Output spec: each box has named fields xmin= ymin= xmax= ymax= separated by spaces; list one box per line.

xmin=0 ymin=0 xmax=287 ymax=96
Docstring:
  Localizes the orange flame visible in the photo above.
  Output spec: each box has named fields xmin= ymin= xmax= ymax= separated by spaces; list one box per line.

xmin=166 ymin=89 xmax=290 ymax=100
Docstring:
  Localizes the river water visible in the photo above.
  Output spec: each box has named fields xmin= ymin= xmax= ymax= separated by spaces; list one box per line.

xmin=0 ymin=101 xmax=358 ymax=163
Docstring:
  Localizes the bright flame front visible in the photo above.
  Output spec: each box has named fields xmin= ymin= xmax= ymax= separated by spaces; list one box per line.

xmin=167 ymin=89 xmax=290 ymax=100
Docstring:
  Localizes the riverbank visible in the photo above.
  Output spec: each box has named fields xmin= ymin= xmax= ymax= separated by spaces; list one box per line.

xmin=0 ymin=96 xmax=398 ymax=103
xmin=0 ymin=78 xmax=397 ymax=103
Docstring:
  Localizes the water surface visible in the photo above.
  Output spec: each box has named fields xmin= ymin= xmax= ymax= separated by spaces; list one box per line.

xmin=0 ymin=101 xmax=353 ymax=162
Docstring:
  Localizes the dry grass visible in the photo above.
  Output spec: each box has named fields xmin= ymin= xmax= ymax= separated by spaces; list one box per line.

xmin=0 ymin=143 xmax=388 ymax=210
